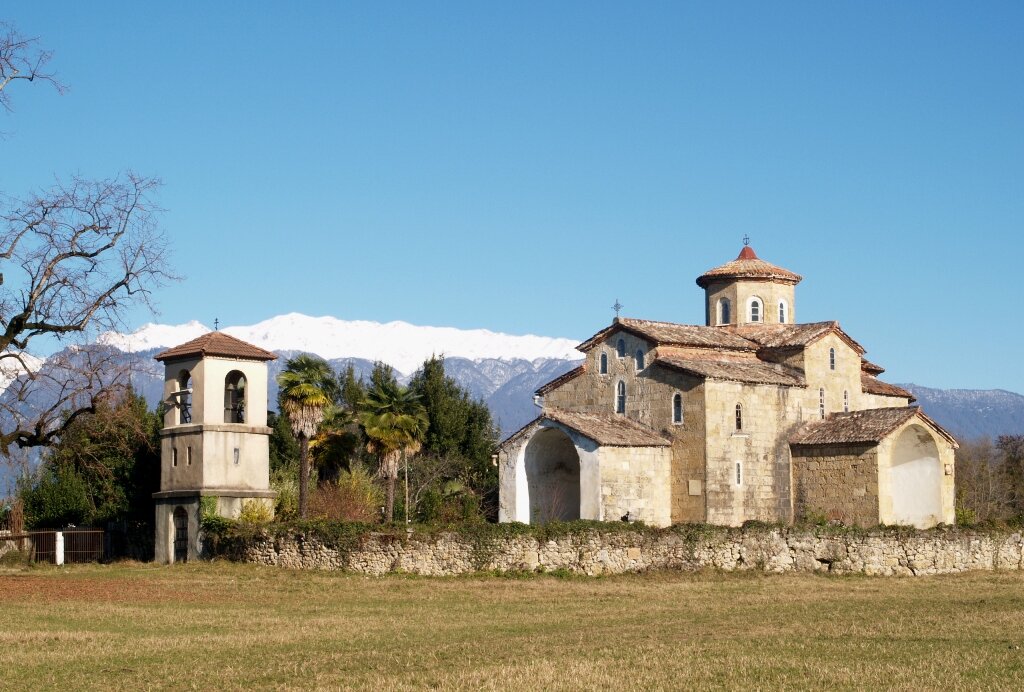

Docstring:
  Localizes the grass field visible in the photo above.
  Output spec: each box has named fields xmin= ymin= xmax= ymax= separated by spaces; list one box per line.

xmin=3 ymin=563 xmax=1024 ymax=690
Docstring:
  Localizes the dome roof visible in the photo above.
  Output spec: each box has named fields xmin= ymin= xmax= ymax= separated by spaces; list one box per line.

xmin=696 ymin=245 xmax=802 ymax=288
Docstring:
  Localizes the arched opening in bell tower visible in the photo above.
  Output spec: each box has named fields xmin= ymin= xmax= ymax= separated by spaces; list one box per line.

xmin=224 ymin=370 xmax=247 ymax=423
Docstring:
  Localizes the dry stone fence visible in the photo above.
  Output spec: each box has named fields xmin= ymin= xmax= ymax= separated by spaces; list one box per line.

xmin=205 ymin=523 xmax=1024 ymax=577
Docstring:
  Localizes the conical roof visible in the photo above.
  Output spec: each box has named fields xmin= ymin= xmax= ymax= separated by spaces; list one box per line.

xmin=696 ymin=245 xmax=802 ymax=288
xmin=154 ymin=331 xmax=277 ymax=362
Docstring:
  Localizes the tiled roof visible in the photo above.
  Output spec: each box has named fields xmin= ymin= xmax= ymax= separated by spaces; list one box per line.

xmin=790 ymin=407 xmax=956 ymax=447
xmin=154 ymin=332 xmax=278 ymax=362
xmin=790 ymin=407 xmax=917 ymax=445
xmin=696 ymin=245 xmax=803 ymax=288
xmin=728 ymin=321 xmax=866 ymax=355
xmin=861 ymin=359 xmax=885 ymax=375
xmin=861 ymin=373 xmax=916 ymax=402
xmin=501 ymin=408 xmax=671 ymax=449
xmin=577 ymin=318 xmax=757 ymax=353
xmin=656 ymin=355 xmax=805 ymax=387
xmin=536 ymin=365 xmax=585 ymax=396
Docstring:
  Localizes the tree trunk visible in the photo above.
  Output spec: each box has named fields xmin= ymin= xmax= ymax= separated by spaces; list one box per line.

xmin=385 ymin=474 xmax=396 ymax=523
xmin=299 ymin=435 xmax=310 ymax=519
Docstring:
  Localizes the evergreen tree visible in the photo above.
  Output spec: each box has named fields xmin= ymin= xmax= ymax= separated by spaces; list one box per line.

xmin=19 ymin=388 xmax=161 ymax=527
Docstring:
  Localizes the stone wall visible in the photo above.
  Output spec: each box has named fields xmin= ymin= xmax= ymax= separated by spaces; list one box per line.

xmin=212 ymin=525 xmax=1024 ymax=578
xmin=792 ymin=444 xmax=880 ymax=525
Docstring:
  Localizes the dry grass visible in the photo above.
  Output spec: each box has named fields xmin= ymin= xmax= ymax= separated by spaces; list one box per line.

xmin=3 ymin=563 xmax=1024 ymax=690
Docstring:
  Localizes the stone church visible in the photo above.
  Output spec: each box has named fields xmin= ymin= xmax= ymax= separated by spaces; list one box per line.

xmin=498 ymin=244 xmax=957 ymax=529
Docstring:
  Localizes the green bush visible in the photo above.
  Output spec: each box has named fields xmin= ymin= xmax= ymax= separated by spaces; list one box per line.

xmin=309 ymin=465 xmax=383 ymax=522
xmin=20 ymin=465 xmax=91 ymax=528
xmin=239 ymin=500 xmax=273 ymax=524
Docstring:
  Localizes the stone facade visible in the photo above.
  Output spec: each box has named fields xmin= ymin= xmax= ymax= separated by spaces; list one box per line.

xmin=218 ymin=526 xmax=1024 ymax=578
xmin=498 ymin=245 xmax=957 ymax=529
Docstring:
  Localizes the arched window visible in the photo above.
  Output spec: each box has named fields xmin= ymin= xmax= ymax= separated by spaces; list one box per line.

xmin=616 ymin=338 xmax=626 ymax=358
xmin=843 ymin=390 xmax=850 ymax=413
xmin=635 ymin=349 xmax=644 ymax=370
xmin=749 ymin=298 xmax=762 ymax=323
xmin=819 ymin=388 xmax=826 ymax=419
xmin=616 ymin=381 xmax=626 ymax=414
xmin=829 ymin=348 xmax=836 ymax=371
xmin=224 ymin=370 xmax=247 ymax=423
xmin=673 ymin=393 xmax=683 ymax=424
xmin=778 ymin=300 xmax=787 ymax=324
xmin=735 ymin=403 xmax=743 ymax=431
xmin=600 ymin=352 xmax=608 ymax=374
xmin=719 ymin=298 xmax=731 ymax=325
xmin=176 ymin=370 xmax=193 ymax=424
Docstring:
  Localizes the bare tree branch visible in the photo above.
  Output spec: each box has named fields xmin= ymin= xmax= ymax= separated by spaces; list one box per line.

xmin=0 ymin=22 xmax=66 ymax=111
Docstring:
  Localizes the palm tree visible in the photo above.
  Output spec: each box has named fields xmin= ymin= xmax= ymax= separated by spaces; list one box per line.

xmin=360 ymin=379 xmax=428 ymax=523
xmin=277 ymin=354 xmax=339 ymax=519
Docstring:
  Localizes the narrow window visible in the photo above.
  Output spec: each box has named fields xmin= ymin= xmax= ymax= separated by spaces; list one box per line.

xmin=819 ymin=388 xmax=826 ymax=419
xmin=635 ymin=349 xmax=644 ymax=370
xmin=600 ymin=352 xmax=608 ymax=374
xmin=719 ymin=298 xmax=731 ymax=325
xmin=233 ymin=448 xmax=240 ymax=465
xmin=829 ymin=348 xmax=836 ymax=371
xmin=843 ymin=390 xmax=850 ymax=413
xmin=779 ymin=300 xmax=787 ymax=324
xmin=172 ymin=448 xmax=178 ymax=468
xmin=673 ymin=393 xmax=683 ymax=424
xmin=735 ymin=461 xmax=743 ymax=486
xmin=616 ymin=338 xmax=626 ymax=359
xmin=735 ymin=403 xmax=743 ymax=431
xmin=186 ymin=446 xmax=193 ymax=466
xmin=616 ymin=381 xmax=626 ymax=414
xmin=750 ymin=298 xmax=762 ymax=323
xmin=177 ymin=370 xmax=192 ymax=425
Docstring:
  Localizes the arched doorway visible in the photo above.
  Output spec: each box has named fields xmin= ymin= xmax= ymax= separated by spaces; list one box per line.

xmin=524 ymin=427 xmax=581 ymax=523
xmin=889 ymin=425 xmax=942 ymax=528
xmin=173 ymin=507 xmax=189 ymax=563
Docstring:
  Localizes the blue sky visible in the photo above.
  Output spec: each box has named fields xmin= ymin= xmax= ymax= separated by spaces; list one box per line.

xmin=3 ymin=2 xmax=1023 ymax=393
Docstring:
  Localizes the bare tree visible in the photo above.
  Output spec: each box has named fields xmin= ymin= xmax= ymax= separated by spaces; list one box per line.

xmin=0 ymin=22 xmax=65 ymax=111
xmin=0 ymin=24 xmax=170 ymax=455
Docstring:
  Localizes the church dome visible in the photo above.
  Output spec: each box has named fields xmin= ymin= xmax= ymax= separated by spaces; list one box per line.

xmin=696 ymin=245 xmax=803 ymax=288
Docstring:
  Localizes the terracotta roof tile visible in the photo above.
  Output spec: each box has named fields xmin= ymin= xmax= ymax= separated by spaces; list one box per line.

xmin=790 ymin=406 xmax=956 ymax=447
xmin=536 ymin=365 xmax=585 ymax=396
xmin=501 ymin=408 xmax=670 ymax=448
xmin=861 ymin=359 xmax=886 ymax=375
xmin=154 ymin=332 xmax=278 ymax=362
xmin=696 ymin=246 xmax=802 ymax=288
xmin=656 ymin=355 xmax=805 ymax=387
xmin=578 ymin=318 xmax=757 ymax=353
xmin=861 ymin=373 xmax=915 ymax=402
xmin=728 ymin=321 xmax=866 ymax=355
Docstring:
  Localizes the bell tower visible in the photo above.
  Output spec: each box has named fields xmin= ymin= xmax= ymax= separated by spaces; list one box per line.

xmin=696 ymin=241 xmax=802 ymax=327
xmin=152 ymin=331 xmax=277 ymax=564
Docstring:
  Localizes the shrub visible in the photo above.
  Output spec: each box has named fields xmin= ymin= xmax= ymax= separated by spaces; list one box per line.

xmin=239 ymin=500 xmax=273 ymax=524
xmin=309 ymin=465 xmax=383 ymax=522
xmin=270 ymin=467 xmax=299 ymax=519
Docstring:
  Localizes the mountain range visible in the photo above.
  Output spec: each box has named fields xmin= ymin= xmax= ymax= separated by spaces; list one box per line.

xmin=4 ymin=315 xmax=1024 ymax=474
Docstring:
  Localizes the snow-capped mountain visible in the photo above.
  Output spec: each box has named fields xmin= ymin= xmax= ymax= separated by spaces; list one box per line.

xmin=99 ymin=313 xmax=583 ymax=375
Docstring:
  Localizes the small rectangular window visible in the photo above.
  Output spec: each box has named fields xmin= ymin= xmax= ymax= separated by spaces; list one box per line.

xmin=172 ymin=448 xmax=178 ymax=468
xmin=735 ymin=461 xmax=742 ymax=486
xmin=233 ymin=448 xmax=240 ymax=465
xmin=186 ymin=446 xmax=193 ymax=466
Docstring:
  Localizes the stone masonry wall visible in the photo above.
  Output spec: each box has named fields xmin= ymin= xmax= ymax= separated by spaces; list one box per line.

xmin=792 ymin=444 xmax=879 ymax=526
xmin=215 ymin=526 xmax=1024 ymax=578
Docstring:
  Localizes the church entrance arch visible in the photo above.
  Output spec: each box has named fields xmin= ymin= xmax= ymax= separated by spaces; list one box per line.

xmin=889 ymin=425 xmax=942 ymax=528
xmin=524 ymin=427 xmax=581 ymax=523
xmin=173 ymin=507 xmax=189 ymax=563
